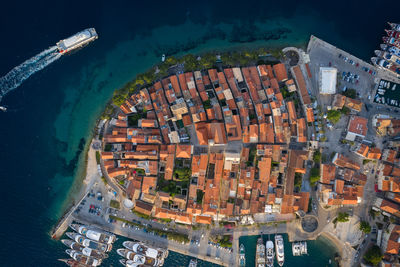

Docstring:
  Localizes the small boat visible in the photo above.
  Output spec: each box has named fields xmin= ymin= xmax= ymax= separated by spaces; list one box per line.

xmin=123 ymin=241 xmax=168 ymax=264
xmin=255 ymin=237 xmax=266 ymax=267
xmin=239 ymin=244 xmax=246 ymax=267
xmin=266 ymin=240 xmax=275 ymax=267
xmin=0 ymin=106 xmax=6 ymax=112
xmin=117 ymin=248 xmax=159 ymax=266
xmin=372 ymin=56 xmax=400 ymax=76
xmin=120 ymin=258 xmax=147 ymax=267
xmin=275 ymin=235 xmax=285 ymax=266
xmin=70 ymin=223 xmax=116 ymax=244
xmin=188 ymin=258 xmax=198 ymax=267
xmin=161 ymin=54 xmax=166 ymax=62
xmin=292 ymin=242 xmax=301 ymax=256
xmin=301 ymin=241 xmax=308 ymax=255
xmin=66 ymin=232 xmax=112 ymax=253
xmin=61 ymin=239 xmax=108 ymax=260
xmin=66 ymin=249 xmax=102 ymax=266
xmin=292 ymin=241 xmax=308 ymax=256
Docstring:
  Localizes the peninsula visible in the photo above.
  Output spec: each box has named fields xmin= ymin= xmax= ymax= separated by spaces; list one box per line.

xmin=53 ymin=27 xmax=400 ymax=267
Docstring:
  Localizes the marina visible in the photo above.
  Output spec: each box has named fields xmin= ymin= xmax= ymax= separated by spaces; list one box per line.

xmin=373 ymin=78 xmax=400 ymax=107
xmin=239 ymin=234 xmax=339 ymax=267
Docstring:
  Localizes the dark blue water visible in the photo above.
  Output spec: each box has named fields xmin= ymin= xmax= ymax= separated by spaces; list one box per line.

xmin=0 ymin=1 xmax=399 ymax=266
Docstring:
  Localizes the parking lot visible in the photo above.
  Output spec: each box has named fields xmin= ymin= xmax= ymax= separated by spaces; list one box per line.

xmin=308 ymin=37 xmax=378 ymax=104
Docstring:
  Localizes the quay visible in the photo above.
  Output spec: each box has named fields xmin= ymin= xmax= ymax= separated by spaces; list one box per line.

xmin=72 ymin=216 xmax=229 ymax=266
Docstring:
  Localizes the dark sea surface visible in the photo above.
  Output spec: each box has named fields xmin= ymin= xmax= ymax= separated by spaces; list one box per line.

xmin=0 ymin=1 xmax=399 ymax=266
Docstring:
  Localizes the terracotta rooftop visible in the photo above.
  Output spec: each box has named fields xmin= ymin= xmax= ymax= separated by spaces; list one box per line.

xmin=347 ymin=116 xmax=368 ymax=136
xmin=292 ymin=65 xmax=311 ymax=105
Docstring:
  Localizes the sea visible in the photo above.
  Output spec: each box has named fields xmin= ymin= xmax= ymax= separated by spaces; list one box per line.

xmin=0 ymin=0 xmax=398 ymax=266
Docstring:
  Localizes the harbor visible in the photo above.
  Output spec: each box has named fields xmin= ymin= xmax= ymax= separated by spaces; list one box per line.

xmin=239 ymin=234 xmax=339 ymax=267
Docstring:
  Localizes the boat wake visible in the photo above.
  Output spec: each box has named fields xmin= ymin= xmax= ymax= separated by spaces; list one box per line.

xmin=0 ymin=46 xmax=62 ymax=102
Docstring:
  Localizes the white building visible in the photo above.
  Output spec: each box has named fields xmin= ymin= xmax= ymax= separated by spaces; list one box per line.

xmin=319 ymin=67 xmax=337 ymax=94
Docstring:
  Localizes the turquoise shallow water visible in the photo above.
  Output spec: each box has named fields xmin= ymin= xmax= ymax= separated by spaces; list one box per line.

xmin=239 ymin=234 xmax=339 ymax=267
xmin=0 ymin=0 xmax=398 ymax=266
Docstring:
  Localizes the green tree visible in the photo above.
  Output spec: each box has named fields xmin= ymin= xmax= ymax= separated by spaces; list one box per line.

xmin=341 ymin=106 xmax=350 ymax=115
xmin=359 ymin=221 xmax=371 ymax=234
xmin=363 ymin=245 xmax=382 ymax=266
xmin=337 ymin=212 xmax=349 ymax=222
xmin=309 ymin=167 xmax=320 ymax=186
xmin=313 ymin=150 xmax=321 ymax=163
xmin=327 ymin=110 xmax=341 ymax=124
xmin=342 ymin=88 xmax=357 ymax=99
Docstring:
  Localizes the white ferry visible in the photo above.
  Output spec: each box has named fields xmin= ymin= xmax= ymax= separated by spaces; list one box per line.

xmin=57 ymin=28 xmax=98 ymax=54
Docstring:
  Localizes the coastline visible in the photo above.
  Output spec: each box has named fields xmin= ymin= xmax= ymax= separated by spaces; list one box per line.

xmin=319 ymin=232 xmax=343 ymax=256
xmin=50 ymin=136 xmax=100 ymax=238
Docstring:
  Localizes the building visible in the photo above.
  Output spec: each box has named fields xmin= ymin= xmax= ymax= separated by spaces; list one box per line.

xmin=345 ymin=116 xmax=368 ymax=141
xmin=319 ymin=67 xmax=337 ymax=94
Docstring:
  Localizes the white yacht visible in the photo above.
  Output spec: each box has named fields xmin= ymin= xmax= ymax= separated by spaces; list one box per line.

xmin=66 ymin=232 xmax=112 ymax=253
xmin=275 ymin=235 xmax=285 ymax=266
xmin=123 ymin=241 xmax=168 ymax=265
xmin=70 ymin=223 xmax=116 ymax=244
xmin=255 ymin=237 xmax=265 ymax=267
xmin=65 ymin=249 xmax=102 ymax=266
xmin=117 ymin=248 xmax=160 ymax=266
xmin=266 ymin=240 xmax=275 ymax=267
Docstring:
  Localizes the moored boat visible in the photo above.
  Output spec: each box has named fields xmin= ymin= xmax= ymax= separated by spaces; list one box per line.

xmin=188 ymin=258 xmax=198 ymax=267
xmin=275 ymin=235 xmax=285 ymax=266
xmin=388 ymin=22 xmax=400 ymax=32
xmin=58 ymin=258 xmax=90 ymax=267
xmin=385 ymin=29 xmax=400 ymax=39
xmin=292 ymin=241 xmax=308 ymax=256
xmin=66 ymin=232 xmax=112 ymax=253
xmin=383 ymin=37 xmax=400 ymax=49
xmin=66 ymin=249 xmax=102 ymax=267
xmin=120 ymin=258 xmax=147 ymax=267
xmin=70 ymin=223 xmax=116 ymax=244
xmin=117 ymin=248 xmax=159 ymax=266
xmin=123 ymin=241 xmax=168 ymax=264
xmin=61 ymin=239 xmax=108 ymax=260
xmin=266 ymin=240 xmax=275 ymax=267
xmin=239 ymin=244 xmax=246 ymax=267
xmin=372 ymin=57 xmax=400 ymax=76
xmin=255 ymin=237 xmax=266 ymax=267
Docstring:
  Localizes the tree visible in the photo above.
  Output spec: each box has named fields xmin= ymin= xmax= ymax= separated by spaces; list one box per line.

xmin=313 ymin=150 xmax=321 ymax=163
xmin=359 ymin=221 xmax=371 ymax=234
xmin=341 ymin=106 xmax=350 ymax=115
xmin=327 ymin=110 xmax=341 ymax=124
xmin=363 ymin=245 xmax=382 ymax=266
xmin=337 ymin=212 xmax=349 ymax=222
xmin=342 ymin=88 xmax=357 ymax=99
xmin=309 ymin=167 xmax=320 ymax=186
